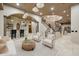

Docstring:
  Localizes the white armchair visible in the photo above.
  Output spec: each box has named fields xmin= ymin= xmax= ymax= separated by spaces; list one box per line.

xmin=42 ymin=34 xmax=55 ymax=48
xmin=0 ymin=36 xmax=16 ymax=56
xmin=32 ymin=32 xmax=41 ymax=42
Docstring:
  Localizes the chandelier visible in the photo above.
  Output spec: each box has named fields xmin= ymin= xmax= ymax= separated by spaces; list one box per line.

xmin=45 ymin=15 xmax=63 ymax=22
xmin=36 ymin=3 xmax=44 ymax=8
xmin=32 ymin=3 xmax=44 ymax=13
xmin=22 ymin=13 xmax=29 ymax=19
xmin=32 ymin=7 xmax=39 ymax=12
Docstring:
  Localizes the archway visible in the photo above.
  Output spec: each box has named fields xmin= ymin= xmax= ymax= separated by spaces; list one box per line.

xmin=4 ymin=13 xmax=39 ymax=38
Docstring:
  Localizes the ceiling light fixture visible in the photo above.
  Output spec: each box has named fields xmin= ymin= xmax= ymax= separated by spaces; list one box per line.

xmin=36 ymin=3 xmax=44 ymax=8
xmin=32 ymin=7 xmax=39 ymax=12
xmin=39 ymin=12 xmax=43 ymax=15
xmin=51 ymin=7 xmax=54 ymax=11
xmin=63 ymin=10 xmax=66 ymax=13
xmin=11 ymin=20 xmax=14 ymax=22
xmin=23 ymin=13 xmax=29 ymax=19
xmin=16 ymin=3 xmax=19 ymax=6
xmin=45 ymin=15 xmax=63 ymax=22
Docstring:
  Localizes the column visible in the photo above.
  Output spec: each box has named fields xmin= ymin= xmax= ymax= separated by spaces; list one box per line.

xmin=0 ymin=10 xmax=4 ymax=36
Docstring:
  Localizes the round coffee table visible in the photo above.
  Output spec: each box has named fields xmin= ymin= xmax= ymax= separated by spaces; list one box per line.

xmin=22 ymin=40 xmax=36 ymax=51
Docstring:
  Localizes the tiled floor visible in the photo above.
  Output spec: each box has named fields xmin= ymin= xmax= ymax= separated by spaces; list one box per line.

xmin=13 ymin=34 xmax=79 ymax=56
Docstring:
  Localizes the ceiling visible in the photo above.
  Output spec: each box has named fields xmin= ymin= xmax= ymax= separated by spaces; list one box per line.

xmin=0 ymin=3 xmax=3 ymax=10
xmin=4 ymin=3 xmax=79 ymax=24
xmin=5 ymin=3 xmax=72 ymax=15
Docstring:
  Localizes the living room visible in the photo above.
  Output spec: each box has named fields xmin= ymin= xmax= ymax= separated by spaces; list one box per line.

xmin=0 ymin=3 xmax=78 ymax=56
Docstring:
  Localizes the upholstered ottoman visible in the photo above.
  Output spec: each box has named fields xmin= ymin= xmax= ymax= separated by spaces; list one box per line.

xmin=22 ymin=40 xmax=36 ymax=51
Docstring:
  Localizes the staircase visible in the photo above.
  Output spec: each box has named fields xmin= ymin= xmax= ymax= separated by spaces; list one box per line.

xmin=41 ymin=18 xmax=49 ymax=29
xmin=41 ymin=18 xmax=56 ymax=37
xmin=41 ymin=17 xmax=57 ymax=31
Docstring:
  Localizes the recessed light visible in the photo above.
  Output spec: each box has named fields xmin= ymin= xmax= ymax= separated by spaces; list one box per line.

xmin=63 ymin=10 xmax=66 ymax=13
xmin=39 ymin=12 xmax=43 ymax=15
xmin=51 ymin=7 xmax=54 ymax=11
xmin=23 ymin=13 xmax=28 ymax=19
xmin=16 ymin=3 xmax=19 ymax=6
xmin=32 ymin=7 xmax=39 ymax=12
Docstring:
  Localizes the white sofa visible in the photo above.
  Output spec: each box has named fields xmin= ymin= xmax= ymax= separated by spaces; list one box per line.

xmin=0 ymin=36 xmax=16 ymax=56
xmin=27 ymin=32 xmax=42 ymax=42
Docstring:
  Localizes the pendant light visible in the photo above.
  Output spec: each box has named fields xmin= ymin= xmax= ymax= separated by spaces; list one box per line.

xmin=23 ymin=13 xmax=29 ymax=19
xmin=32 ymin=7 xmax=39 ymax=12
xmin=36 ymin=3 xmax=44 ymax=8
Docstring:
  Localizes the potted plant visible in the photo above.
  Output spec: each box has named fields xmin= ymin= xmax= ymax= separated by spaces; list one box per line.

xmin=24 ymin=37 xmax=31 ymax=43
xmin=25 ymin=37 xmax=27 ymax=41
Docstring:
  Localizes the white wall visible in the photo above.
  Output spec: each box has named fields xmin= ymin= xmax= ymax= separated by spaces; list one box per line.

xmin=71 ymin=4 xmax=79 ymax=44
xmin=0 ymin=10 xmax=4 ymax=36
xmin=71 ymin=5 xmax=79 ymax=31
